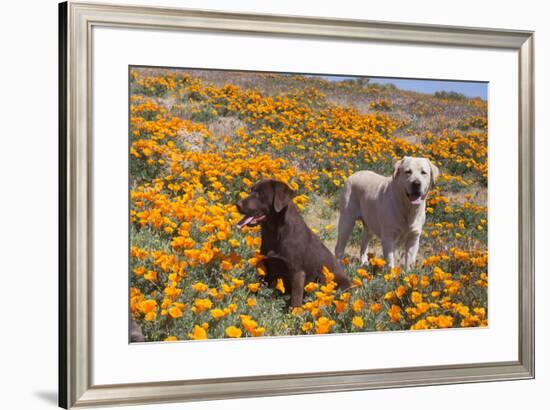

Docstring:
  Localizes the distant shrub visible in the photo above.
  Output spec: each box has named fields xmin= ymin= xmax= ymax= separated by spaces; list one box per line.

xmin=366 ymin=82 xmax=397 ymax=91
xmin=434 ymin=90 xmax=467 ymax=101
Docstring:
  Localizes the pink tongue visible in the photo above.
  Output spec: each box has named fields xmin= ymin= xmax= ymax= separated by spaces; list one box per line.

xmin=411 ymin=197 xmax=422 ymax=205
xmin=237 ymin=215 xmax=254 ymax=229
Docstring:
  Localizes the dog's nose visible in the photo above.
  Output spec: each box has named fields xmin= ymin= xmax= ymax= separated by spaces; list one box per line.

xmin=411 ymin=180 xmax=421 ymax=190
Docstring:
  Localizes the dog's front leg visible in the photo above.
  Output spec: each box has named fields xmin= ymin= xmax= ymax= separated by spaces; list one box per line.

xmin=381 ymin=234 xmax=396 ymax=269
xmin=404 ymin=231 xmax=421 ymax=271
xmin=290 ymin=270 xmax=306 ymax=307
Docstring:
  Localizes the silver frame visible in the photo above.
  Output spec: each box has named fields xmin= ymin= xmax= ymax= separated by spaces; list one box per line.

xmin=59 ymin=1 xmax=535 ymax=408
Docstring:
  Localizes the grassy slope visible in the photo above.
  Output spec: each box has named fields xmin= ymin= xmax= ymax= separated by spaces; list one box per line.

xmin=129 ymin=67 xmax=488 ymax=341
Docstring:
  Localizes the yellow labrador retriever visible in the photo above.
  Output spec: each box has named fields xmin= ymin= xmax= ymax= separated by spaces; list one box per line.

xmin=335 ymin=156 xmax=439 ymax=270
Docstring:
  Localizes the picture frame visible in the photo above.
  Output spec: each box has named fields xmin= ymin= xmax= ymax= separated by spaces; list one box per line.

xmin=59 ymin=1 xmax=535 ymax=408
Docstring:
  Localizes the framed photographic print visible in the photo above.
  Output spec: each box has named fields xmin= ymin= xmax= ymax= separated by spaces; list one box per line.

xmin=59 ymin=1 xmax=534 ymax=408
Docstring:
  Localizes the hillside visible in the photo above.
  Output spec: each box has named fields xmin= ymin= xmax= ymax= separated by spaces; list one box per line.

xmin=129 ymin=67 xmax=488 ymax=341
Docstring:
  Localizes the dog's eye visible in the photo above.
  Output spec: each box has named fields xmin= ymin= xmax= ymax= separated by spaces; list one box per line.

xmin=421 ymin=170 xmax=428 ymax=175
xmin=405 ymin=169 xmax=412 ymax=174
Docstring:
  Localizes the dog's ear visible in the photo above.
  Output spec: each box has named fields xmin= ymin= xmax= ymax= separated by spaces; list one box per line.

xmin=392 ymin=159 xmax=403 ymax=179
xmin=272 ymin=181 xmax=295 ymax=212
xmin=429 ymin=160 xmax=440 ymax=185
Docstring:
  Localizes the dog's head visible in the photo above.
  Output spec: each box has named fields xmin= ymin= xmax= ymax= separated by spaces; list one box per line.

xmin=392 ymin=156 xmax=439 ymax=205
xmin=235 ymin=179 xmax=295 ymax=228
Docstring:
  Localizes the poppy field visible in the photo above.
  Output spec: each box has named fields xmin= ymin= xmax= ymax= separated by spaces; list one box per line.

xmin=129 ymin=67 xmax=488 ymax=342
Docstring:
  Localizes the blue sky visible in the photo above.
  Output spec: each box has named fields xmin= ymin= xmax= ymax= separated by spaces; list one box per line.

xmin=319 ymin=75 xmax=488 ymax=100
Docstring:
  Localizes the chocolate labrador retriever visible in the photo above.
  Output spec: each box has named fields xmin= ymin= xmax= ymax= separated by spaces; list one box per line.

xmin=236 ymin=179 xmax=351 ymax=307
